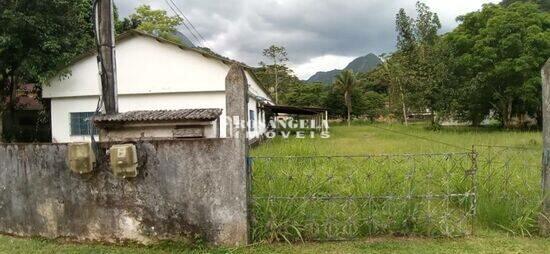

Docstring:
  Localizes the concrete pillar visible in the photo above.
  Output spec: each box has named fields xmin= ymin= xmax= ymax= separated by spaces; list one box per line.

xmin=542 ymin=58 xmax=550 ymax=235
xmin=223 ymin=63 xmax=249 ymax=245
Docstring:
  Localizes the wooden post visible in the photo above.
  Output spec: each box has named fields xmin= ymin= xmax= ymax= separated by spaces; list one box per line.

xmin=542 ymin=58 xmax=550 ymax=235
xmin=97 ymin=0 xmax=118 ymax=114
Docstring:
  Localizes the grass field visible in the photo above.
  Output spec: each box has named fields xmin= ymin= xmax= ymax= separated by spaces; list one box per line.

xmin=252 ymin=122 xmax=541 ymax=155
xmin=250 ymin=122 xmax=543 ymax=241
xmin=1 ymin=230 xmax=549 ymax=253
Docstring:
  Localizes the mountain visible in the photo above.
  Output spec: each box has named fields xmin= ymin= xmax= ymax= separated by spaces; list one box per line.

xmin=306 ymin=53 xmax=382 ymax=84
xmin=306 ymin=69 xmax=342 ymax=84
xmin=173 ymin=30 xmax=195 ymax=48
xmin=345 ymin=53 xmax=382 ymax=73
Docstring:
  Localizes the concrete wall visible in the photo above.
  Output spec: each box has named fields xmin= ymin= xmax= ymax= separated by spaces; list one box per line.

xmin=0 ymin=140 xmax=247 ymax=245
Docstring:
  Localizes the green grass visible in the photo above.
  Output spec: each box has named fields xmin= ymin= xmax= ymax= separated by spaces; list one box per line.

xmin=1 ymin=231 xmax=549 ymax=253
xmin=250 ymin=122 xmax=543 ymax=241
xmin=253 ymin=122 xmax=541 ymax=156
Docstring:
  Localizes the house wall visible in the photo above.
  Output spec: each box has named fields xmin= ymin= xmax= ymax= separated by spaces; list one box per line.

xmin=43 ymin=35 xmax=271 ymax=143
xmin=247 ymin=97 xmax=267 ymax=139
xmin=43 ymin=36 xmax=230 ymax=97
xmin=50 ymin=92 xmax=226 ymax=143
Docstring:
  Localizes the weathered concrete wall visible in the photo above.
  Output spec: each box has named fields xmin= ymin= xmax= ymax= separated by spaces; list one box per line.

xmin=0 ymin=139 xmax=247 ymax=245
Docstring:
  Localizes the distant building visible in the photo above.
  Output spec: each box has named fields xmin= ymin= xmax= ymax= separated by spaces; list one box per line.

xmin=1 ymin=84 xmax=51 ymax=142
xmin=43 ymin=30 xmax=273 ymax=143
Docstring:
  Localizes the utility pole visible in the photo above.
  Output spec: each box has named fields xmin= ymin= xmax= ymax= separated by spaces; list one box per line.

xmin=542 ymin=58 xmax=550 ymax=235
xmin=96 ymin=0 xmax=118 ymax=114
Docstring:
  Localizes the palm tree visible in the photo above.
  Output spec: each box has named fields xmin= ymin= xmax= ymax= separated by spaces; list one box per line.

xmin=333 ymin=70 xmax=360 ymax=126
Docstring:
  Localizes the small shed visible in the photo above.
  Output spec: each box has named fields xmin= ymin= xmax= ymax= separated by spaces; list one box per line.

xmin=93 ymin=108 xmax=222 ymax=141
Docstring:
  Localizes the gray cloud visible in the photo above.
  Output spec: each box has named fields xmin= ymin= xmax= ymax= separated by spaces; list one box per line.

xmin=114 ymin=0 xmax=500 ymax=77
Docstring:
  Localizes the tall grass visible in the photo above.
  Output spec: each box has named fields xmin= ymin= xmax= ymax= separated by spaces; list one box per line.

xmin=474 ymin=146 xmax=542 ymax=236
xmin=250 ymin=123 xmax=543 ymax=241
xmin=251 ymin=154 xmax=476 ymax=241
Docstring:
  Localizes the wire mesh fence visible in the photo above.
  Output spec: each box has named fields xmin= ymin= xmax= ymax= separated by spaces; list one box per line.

xmin=249 ymin=152 xmax=477 ymax=242
xmin=473 ymin=145 xmax=542 ymax=236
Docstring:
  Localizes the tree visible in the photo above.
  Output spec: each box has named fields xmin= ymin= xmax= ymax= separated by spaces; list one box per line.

xmin=284 ymin=82 xmax=329 ymax=108
xmin=0 ymin=0 xmax=94 ymax=141
xmin=395 ymin=8 xmax=416 ymax=53
xmin=114 ymin=5 xmax=140 ymax=34
xmin=381 ymin=2 xmax=449 ymax=127
xmin=444 ymin=2 xmax=550 ymax=127
xmin=501 ymin=0 xmax=549 ymax=11
xmin=333 ymin=70 xmax=361 ymax=126
xmin=325 ymin=86 xmax=368 ymax=120
xmin=128 ymin=5 xmax=183 ymax=42
xmin=364 ymin=91 xmax=386 ymax=121
xmin=380 ymin=54 xmax=413 ymax=125
xmin=253 ymin=64 xmax=299 ymax=105
xmin=261 ymin=45 xmax=289 ymax=104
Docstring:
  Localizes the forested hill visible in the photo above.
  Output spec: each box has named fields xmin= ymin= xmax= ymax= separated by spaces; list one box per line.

xmin=306 ymin=69 xmax=342 ymax=84
xmin=306 ymin=53 xmax=382 ymax=84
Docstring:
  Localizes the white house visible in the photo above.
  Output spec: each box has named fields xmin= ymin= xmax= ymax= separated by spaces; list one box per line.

xmin=43 ymin=30 xmax=273 ymax=143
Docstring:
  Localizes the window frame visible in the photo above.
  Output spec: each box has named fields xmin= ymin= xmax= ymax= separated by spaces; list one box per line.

xmin=70 ymin=112 xmax=98 ymax=136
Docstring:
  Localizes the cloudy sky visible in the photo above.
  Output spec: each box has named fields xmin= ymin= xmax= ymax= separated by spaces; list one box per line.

xmin=114 ymin=0 xmax=501 ymax=79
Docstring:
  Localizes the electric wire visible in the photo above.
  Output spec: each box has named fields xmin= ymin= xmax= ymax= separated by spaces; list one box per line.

xmin=167 ymin=0 xmax=206 ymax=44
xmin=163 ymin=0 xmax=203 ymax=47
xmin=91 ymin=0 xmax=104 ymax=157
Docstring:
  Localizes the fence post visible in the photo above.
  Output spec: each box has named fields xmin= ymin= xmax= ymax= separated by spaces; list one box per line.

xmin=470 ymin=145 xmax=478 ymax=235
xmin=541 ymin=58 xmax=550 ymax=235
xmin=224 ymin=63 xmax=250 ymax=244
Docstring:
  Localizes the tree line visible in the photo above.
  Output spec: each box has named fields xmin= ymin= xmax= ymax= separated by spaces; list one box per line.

xmin=255 ymin=0 xmax=549 ymax=128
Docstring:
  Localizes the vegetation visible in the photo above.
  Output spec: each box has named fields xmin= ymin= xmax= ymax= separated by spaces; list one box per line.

xmin=254 ymin=1 xmax=549 ymax=129
xmin=333 ymin=70 xmax=361 ymax=126
xmin=372 ymin=1 xmax=549 ymax=128
xmin=442 ymin=2 xmax=549 ymax=127
xmin=251 ymin=123 xmax=542 ymax=241
xmin=258 ymin=45 xmax=290 ymax=104
xmin=125 ymin=5 xmax=184 ymax=43
xmin=1 ymin=231 xmax=550 ymax=253
xmin=0 ymin=0 xmax=95 ymax=141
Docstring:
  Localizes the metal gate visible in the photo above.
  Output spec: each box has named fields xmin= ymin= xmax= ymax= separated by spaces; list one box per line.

xmin=249 ymin=152 xmax=477 ymax=242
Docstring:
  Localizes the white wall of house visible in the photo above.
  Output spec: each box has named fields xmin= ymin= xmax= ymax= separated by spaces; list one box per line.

xmin=50 ymin=93 xmax=226 ymax=143
xmin=43 ymin=34 xmax=271 ymax=143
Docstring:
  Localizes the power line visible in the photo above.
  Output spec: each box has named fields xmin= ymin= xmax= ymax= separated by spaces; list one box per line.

xmin=168 ymin=0 xmax=207 ymax=44
xmin=163 ymin=0 xmax=204 ymax=47
xmin=163 ymin=0 xmax=201 ymax=46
